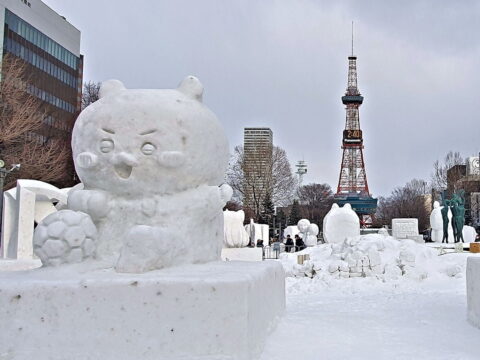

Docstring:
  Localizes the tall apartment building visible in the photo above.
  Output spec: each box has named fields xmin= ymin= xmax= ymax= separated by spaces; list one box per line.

xmin=243 ymin=127 xmax=273 ymax=216
xmin=0 ymin=0 xmax=83 ymax=185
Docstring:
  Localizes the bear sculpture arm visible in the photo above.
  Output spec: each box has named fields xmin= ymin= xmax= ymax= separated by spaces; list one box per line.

xmin=68 ymin=189 xmax=111 ymax=221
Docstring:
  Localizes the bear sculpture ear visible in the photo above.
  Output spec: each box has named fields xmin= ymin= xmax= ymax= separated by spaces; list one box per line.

xmin=99 ymin=79 xmax=126 ymax=99
xmin=177 ymin=76 xmax=204 ymax=102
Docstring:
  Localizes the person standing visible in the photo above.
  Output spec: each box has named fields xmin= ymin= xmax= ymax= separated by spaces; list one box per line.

xmin=284 ymin=235 xmax=294 ymax=253
xmin=295 ymin=234 xmax=306 ymax=252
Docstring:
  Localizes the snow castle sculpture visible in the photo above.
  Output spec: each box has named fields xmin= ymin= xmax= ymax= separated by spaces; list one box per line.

xmin=0 ymin=179 xmax=69 ymax=260
xmin=33 ymin=76 xmax=232 ymax=273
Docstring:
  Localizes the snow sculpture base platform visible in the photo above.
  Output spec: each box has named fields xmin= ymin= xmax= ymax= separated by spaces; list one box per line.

xmin=0 ymin=261 xmax=285 ymax=360
xmin=221 ymin=247 xmax=263 ymax=262
xmin=467 ymin=256 xmax=480 ymax=328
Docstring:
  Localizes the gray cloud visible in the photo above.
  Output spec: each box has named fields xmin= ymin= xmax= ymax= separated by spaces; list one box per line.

xmin=44 ymin=0 xmax=480 ymax=196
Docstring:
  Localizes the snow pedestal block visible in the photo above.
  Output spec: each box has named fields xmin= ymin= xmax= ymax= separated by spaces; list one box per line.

xmin=467 ymin=257 xmax=480 ymax=328
xmin=0 ymin=261 xmax=285 ymax=360
xmin=221 ymin=247 xmax=263 ymax=261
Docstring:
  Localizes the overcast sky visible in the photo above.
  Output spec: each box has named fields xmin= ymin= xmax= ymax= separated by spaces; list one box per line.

xmin=43 ymin=0 xmax=480 ymax=197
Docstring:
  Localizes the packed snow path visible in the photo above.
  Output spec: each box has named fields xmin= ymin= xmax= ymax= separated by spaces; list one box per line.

xmin=261 ymin=254 xmax=480 ymax=360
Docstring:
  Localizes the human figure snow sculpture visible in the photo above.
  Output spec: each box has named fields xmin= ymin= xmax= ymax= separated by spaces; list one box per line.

xmin=323 ymin=203 xmax=360 ymax=244
xmin=430 ymin=201 xmax=443 ymax=243
xmin=223 ymin=210 xmax=249 ymax=248
xmin=33 ymin=76 xmax=232 ymax=273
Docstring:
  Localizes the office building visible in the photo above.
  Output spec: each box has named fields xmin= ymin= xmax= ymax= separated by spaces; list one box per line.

xmin=447 ymin=159 xmax=480 ymax=226
xmin=243 ymin=127 xmax=273 ymax=216
xmin=0 ymin=0 xmax=83 ymax=185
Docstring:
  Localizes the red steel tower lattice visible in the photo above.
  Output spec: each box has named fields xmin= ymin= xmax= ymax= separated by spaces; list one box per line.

xmin=336 ymin=53 xmax=371 ymax=196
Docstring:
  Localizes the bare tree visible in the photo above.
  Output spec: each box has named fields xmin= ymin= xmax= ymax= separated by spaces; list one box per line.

xmin=270 ymin=147 xmax=297 ymax=206
xmin=1 ymin=140 xmax=71 ymax=189
xmin=375 ymin=178 xmax=431 ymax=230
xmin=82 ymin=81 xmax=101 ymax=109
xmin=226 ymin=145 xmax=296 ymax=221
xmin=297 ymin=183 xmax=334 ymax=229
xmin=431 ymin=151 xmax=464 ymax=190
xmin=0 ymin=54 xmax=74 ymax=189
xmin=0 ymin=55 xmax=44 ymax=146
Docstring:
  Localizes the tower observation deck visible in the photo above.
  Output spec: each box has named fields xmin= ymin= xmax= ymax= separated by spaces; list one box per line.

xmin=334 ymin=33 xmax=377 ymax=226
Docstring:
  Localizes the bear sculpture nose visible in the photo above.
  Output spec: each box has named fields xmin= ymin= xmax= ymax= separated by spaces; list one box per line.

xmin=112 ymin=152 xmax=139 ymax=167
xmin=112 ymin=152 xmax=138 ymax=179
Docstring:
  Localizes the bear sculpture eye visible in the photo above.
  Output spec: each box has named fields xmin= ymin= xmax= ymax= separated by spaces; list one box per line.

xmin=141 ymin=142 xmax=156 ymax=155
xmin=100 ymin=139 xmax=114 ymax=153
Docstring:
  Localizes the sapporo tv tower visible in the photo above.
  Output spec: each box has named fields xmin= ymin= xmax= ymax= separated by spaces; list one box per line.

xmin=334 ymin=24 xmax=377 ymax=226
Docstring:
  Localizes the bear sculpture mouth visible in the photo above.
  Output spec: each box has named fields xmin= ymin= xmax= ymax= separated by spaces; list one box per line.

xmin=114 ymin=163 xmax=133 ymax=179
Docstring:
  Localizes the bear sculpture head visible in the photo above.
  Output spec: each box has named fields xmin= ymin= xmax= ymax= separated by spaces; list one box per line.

xmin=72 ymin=76 xmax=229 ymax=196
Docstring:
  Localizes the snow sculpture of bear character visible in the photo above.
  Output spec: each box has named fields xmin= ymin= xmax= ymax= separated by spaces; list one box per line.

xmin=34 ymin=76 xmax=232 ymax=273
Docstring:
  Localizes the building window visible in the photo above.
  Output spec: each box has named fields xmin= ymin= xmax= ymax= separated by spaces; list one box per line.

xmin=5 ymin=36 xmax=78 ymax=89
xmin=5 ymin=9 xmax=79 ymax=71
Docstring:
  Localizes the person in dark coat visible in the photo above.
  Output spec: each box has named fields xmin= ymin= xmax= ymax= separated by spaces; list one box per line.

xmin=295 ymin=234 xmax=306 ymax=252
xmin=284 ymin=235 xmax=294 ymax=253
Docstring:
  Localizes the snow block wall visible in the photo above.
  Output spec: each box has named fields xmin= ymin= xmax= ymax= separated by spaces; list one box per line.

xmin=281 ymin=234 xmax=464 ymax=281
xmin=0 ymin=261 xmax=285 ymax=360
xmin=467 ymin=257 xmax=480 ymax=328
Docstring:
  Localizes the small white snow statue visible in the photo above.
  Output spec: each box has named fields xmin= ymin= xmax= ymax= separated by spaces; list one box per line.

xmin=33 ymin=76 xmax=232 ymax=273
xmin=283 ymin=225 xmax=299 ymax=240
xmin=463 ymin=225 xmax=477 ymax=243
xmin=223 ymin=210 xmax=249 ymax=248
xmin=378 ymin=227 xmax=389 ymax=237
xmin=430 ymin=201 xmax=443 ymax=243
xmin=323 ymin=203 xmax=360 ymax=244
xmin=297 ymin=219 xmax=319 ymax=246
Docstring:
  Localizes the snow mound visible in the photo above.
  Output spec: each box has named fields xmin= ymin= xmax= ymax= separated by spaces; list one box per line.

xmin=280 ymin=234 xmax=462 ymax=281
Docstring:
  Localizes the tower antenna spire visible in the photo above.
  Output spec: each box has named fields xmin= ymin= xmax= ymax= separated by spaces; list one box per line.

xmin=351 ymin=21 xmax=354 ymax=56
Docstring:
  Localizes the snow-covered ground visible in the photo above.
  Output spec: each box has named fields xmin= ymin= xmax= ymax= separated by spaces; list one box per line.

xmin=0 ymin=258 xmax=41 ymax=271
xmin=261 ymin=241 xmax=480 ymax=360
xmin=2 ymin=236 xmax=480 ymax=359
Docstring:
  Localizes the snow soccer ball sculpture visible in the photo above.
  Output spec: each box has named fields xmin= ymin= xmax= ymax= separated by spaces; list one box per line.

xmin=33 ymin=76 xmax=231 ymax=273
xmin=33 ymin=210 xmax=97 ymax=266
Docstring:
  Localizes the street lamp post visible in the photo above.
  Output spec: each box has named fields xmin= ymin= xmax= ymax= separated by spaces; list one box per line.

xmin=0 ymin=160 xmax=21 ymax=240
